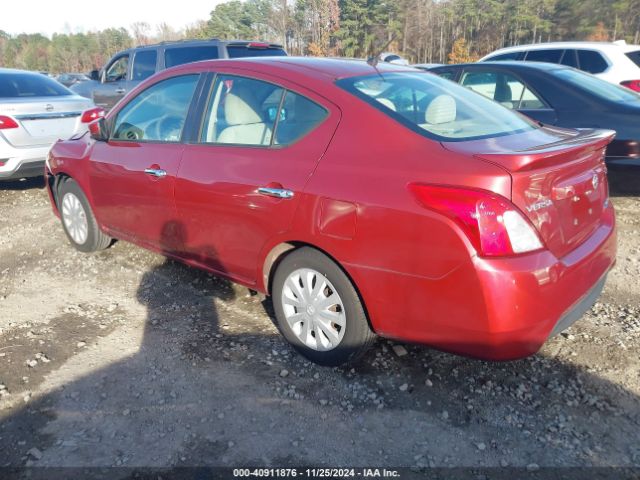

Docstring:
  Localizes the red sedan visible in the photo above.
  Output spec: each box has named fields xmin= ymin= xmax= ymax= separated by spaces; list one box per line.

xmin=45 ymin=58 xmax=617 ymax=366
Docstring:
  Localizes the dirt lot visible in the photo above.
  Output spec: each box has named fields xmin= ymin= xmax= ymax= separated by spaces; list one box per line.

xmin=0 ymin=169 xmax=639 ymax=475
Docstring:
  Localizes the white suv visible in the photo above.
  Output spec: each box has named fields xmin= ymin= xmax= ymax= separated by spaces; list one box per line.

xmin=480 ymin=41 xmax=640 ymax=92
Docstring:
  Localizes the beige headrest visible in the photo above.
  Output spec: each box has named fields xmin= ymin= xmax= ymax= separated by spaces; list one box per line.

xmin=425 ymin=95 xmax=456 ymax=125
xmin=225 ymin=86 xmax=263 ymax=125
xmin=377 ymin=98 xmax=397 ymax=111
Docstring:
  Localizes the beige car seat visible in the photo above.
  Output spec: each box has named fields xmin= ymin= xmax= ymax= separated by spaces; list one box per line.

xmin=217 ymin=86 xmax=272 ymax=145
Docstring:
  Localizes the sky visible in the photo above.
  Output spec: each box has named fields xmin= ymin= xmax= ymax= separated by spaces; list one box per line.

xmin=0 ymin=0 xmax=224 ymax=37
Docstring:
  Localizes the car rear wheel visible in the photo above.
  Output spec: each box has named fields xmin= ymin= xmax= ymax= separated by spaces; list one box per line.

xmin=58 ymin=178 xmax=112 ymax=253
xmin=272 ymin=247 xmax=376 ymax=366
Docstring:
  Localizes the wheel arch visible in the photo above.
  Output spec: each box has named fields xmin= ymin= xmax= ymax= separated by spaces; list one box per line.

xmin=261 ymin=240 xmax=377 ymax=334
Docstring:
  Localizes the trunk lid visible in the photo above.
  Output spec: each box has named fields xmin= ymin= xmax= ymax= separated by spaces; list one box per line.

xmin=0 ymin=96 xmax=92 ymax=147
xmin=442 ymin=127 xmax=615 ymax=258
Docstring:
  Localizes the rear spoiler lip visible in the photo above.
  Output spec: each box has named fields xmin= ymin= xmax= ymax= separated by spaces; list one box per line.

xmin=471 ymin=128 xmax=617 ymax=173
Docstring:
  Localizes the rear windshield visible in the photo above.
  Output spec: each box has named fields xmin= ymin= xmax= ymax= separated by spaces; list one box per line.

xmin=164 ymin=46 xmax=219 ymax=68
xmin=0 ymin=73 xmax=71 ymax=98
xmin=337 ymin=72 xmax=536 ymax=141
xmin=553 ymin=68 xmax=640 ymax=103
xmin=226 ymin=46 xmax=287 ymax=58
xmin=626 ymin=50 xmax=640 ymax=67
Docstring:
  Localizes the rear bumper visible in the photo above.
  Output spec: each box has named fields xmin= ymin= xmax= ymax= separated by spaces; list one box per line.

xmin=348 ymin=207 xmax=616 ymax=361
xmin=0 ymin=143 xmax=50 ymax=180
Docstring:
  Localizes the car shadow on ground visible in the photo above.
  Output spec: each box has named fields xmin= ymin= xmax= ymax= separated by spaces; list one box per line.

xmin=0 ymin=221 xmax=639 ymax=479
xmin=0 ymin=177 xmax=45 ymax=191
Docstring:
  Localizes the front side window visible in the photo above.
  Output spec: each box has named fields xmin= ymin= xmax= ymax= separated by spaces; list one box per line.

xmin=132 ymin=50 xmax=158 ymax=81
xmin=524 ymin=49 xmax=563 ymax=64
xmin=105 ymin=55 xmax=129 ymax=82
xmin=165 ymin=46 xmax=219 ymax=68
xmin=338 ymin=72 xmax=536 ymax=141
xmin=460 ymin=70 xmax=546 ymax=110
xmin=112 ymin=75 xmax=198 ymax=142
xmin=577 ymin=50 xmax=609 ymax=74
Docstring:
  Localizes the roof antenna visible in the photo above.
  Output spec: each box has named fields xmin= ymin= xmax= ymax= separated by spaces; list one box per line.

xmin=367 ymin=34 xmax=397 ymax=70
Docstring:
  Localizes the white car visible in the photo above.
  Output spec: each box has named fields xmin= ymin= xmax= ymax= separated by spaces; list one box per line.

xmin=0 ymin=68 xmax=102 ymax=181
xmin=480 ymin=41 xmax=640 ymax=91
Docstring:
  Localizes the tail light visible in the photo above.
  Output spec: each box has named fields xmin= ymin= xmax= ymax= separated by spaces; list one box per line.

xmin=0 ymin=115 xmax=19 ymax=130
xmin=409 ymin=184 xmax=544 ymax=257
xmin=81 ymin=107 xmax=105 ymax=123
xmin=247 ymin=42 xmax=269 ymax=48
xmin=620 ymin=80 xmax=640 ymax=92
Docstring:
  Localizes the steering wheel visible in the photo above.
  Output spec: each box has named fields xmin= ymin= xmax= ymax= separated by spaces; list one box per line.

xmin=153 ymin=116 xmax=183 ymax=142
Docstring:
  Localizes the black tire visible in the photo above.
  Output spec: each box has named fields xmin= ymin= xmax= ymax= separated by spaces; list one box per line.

xmin=272 ymin=247 xmax=376 ymax=366
xmin=58 ymin=177 xmax=112 ymax=253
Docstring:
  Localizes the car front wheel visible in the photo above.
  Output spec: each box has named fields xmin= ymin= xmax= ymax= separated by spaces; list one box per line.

xmin=272 ymin=247 xmax=376 ymax=366
xmin=58 ymin=177 xmax=112 ymax=253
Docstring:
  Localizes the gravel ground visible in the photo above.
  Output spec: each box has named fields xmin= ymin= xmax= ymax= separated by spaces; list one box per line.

xmin=0 ymin=169 xmax=639 ymax=473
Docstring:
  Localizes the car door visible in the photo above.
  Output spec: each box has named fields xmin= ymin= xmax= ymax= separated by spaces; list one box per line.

xmin=460 ymin=68 xmax=557 ymax=125
xmin=93 ymin=53 xmax=132 ymax=110
xmin=175 ymin=72 xmax=340 ymax=284
xmin=89 ymin=73 xmax=202 ymax=252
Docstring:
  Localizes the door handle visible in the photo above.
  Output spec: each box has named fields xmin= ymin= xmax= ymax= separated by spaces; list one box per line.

xmin=144 ymin=168 xmax=167 ymax=178
xmin=115 ymin=88 xmax=126 ymax=94
xmin=258 ymin=187 xmax=294 ymax=199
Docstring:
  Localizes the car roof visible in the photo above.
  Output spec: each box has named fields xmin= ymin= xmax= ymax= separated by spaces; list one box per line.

xmin=168 ymin=56 xmax=418 ymax=81
xmin=0 ymin=67 xmax=43 ymax=75
xmin=132 ymin=39 xmax=284 ymax=51
xmin=436 ymin=61 xmax=570 ymax=72
xmin=487 ymin=41 xmax=640 ymax=54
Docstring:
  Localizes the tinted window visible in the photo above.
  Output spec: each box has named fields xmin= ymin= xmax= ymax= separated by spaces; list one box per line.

xmin=105 ymin=55 xmax=129 ymax=82
xmin=487 ymin=52 xmax=524 ymax=61
xmin=577 ymin=50 xmax=609 ymax=74
xmin=460 ymin=71 xmax=545 ymax=109
xmin=626 ymin=50 xmax=640 ymax=67
xmin=434 ymin=70 xmax=457 ymax=80
xmin=553 ymin=68 xmax=640 ymax=104
xmin=201 ymin=75 xmax=284 ymax=146
xmin=525 ymin=49 xmax=563 ymax=64
xmin=560 ymin=50 xmax=578 ymax=68
xmin=338 ymin=72 xmax=536 ymax=141
xmin=165 ymin=46 xmax=219 ymax=68
xmin=273 ymin=91 xmax=328 ymax=145
xmin=112 ymin=75 xmax=198 ymax=142
xmin=226 ymin=46 xmax=287 ymax=58
xmin=132 ymin=50 xmax=158 ymax=81
xmin=0 ymin=73 xmax=71 ymax=97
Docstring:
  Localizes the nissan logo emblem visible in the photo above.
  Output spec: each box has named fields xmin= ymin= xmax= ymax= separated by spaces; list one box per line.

xmin=592 ymin=174 xmax=599 ymax=190
xmin=45 ymin=104 xmax=54 ymax=112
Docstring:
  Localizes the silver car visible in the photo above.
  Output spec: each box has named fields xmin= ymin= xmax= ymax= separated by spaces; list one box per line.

xmin=0 ymin=69 xmax=99 ymax=181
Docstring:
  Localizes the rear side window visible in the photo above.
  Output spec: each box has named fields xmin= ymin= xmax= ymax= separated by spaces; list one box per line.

xmin=525 ymin=49 xmax=563 ymax=64
xmin=486 ymin=52 xmax=524 ymax=61
xmin=626 ymin=50 xmax=640 ymax=67
xmin=201 ymin=75 xmax=284 ymax=146
xmin=460 ymin=70 xmax=545 ymax=110
xmin=165 ymin=46 xmax=219 ymax=68
xmin=112 ymin=75 xmax=199 ymax=142
xmin=338 ymin=72 xmax=536 ymax=141
xmin=226 ymin=46 xmax=287 ymax=58
xmin=560 ymin=50 xmax=578 ymax=68
xmin=0 ymin=73 xmax=71 ymax=97
xmin=274 ymin=91 xmax=328 ymax=145
xmin=433 ymin=70 xmax=457 ymax=80
xmin=132 ymin=50 xmax=158 ymax=81
xmin=577 ymin=50 xmax=609 ymax=74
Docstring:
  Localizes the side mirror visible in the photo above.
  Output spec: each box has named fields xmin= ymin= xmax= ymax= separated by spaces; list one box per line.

xmin=89 ymin=118 xmax=109 ymax=142
xmin=89 ymin=69 xmax=100 ymax=81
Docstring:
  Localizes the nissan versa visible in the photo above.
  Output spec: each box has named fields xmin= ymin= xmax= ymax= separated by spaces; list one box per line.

xmin=45 ymin=58 xmax=617 ymax=366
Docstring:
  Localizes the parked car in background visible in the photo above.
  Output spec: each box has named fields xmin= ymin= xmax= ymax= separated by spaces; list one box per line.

xmin=71 ymin=39 xmax=287 ymax=110
xmin=480 ymin=41 xmax=640 ymax=91
xmin=0 ymin=68 xmax=101 ymax=181
xmin=46 ymin=58 xmax=615 ymax=366
xmin=429 ymin=61 xmax=640 ymax=166
xmin=413 ymin=63 xmax=444 ymax=70
xmin=57 ymin=73 xmax=91 ymax=88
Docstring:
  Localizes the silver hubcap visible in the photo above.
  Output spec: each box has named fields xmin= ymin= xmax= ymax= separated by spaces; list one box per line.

xmin=281 ymin=268 xmax=346 ymax=351
xmin=61 ymin=192 xmax=88 ymax=245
